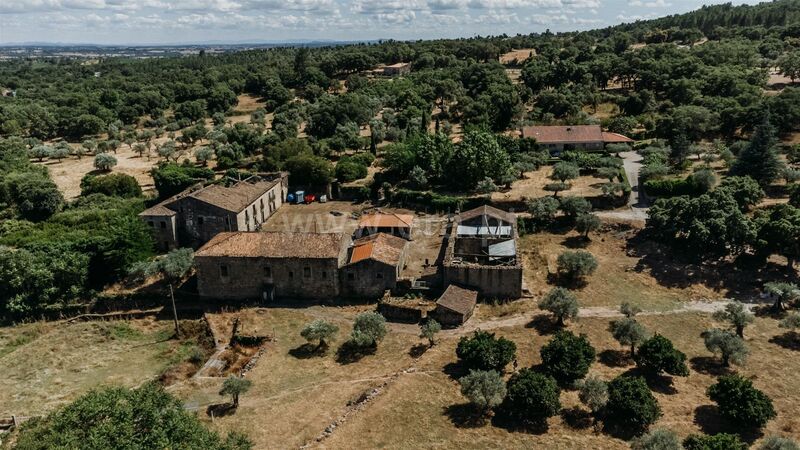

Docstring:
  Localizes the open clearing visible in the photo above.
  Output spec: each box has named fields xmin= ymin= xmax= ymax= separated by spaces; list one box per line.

xmin=491 ymin=166 xmax=608 ymax=203
xmin=0 ymin=318 xmax=185 ymax=417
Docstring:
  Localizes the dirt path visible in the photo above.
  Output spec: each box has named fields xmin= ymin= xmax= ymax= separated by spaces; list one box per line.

xmin=597 ymin=150 xmax=648 ymax=222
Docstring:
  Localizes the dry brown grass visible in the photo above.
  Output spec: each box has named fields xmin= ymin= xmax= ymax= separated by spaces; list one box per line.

xmin=491 ymin=166 xmax=609 ymax=203
xmin=500 ymin=49 xmax=536 ymax=65
xmin=0 ymin=318 xmax=181 ymax=416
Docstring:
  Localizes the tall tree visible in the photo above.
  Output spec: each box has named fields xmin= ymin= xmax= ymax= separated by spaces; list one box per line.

xmin=730 ymin=114 xmax=784 ymax=186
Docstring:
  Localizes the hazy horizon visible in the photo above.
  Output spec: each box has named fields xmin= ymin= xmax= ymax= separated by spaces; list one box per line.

xmin=0 ymin=0 xmax=763 ymax=46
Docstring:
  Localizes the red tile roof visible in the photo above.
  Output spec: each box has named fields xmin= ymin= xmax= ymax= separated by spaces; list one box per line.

xmin=196 ymin=232 xmax=345 ymax=259
xmin=358 ymin=213 xmax=414 ymax=229
xmin=348 ymin=233 xmax=407 ymax=266
xmin=601 ymin=132 xmax=635 ymax=143
xmin=523 ymin=125 xmax=603 ymax=144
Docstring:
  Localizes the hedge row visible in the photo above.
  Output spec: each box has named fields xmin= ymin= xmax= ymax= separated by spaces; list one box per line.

xmin=390 ymin=189 xmax=490 ymax=212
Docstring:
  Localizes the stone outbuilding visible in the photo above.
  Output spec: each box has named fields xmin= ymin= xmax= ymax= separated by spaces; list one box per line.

xmin=195 ymin=231 xmax=349 ymax=301
xmin=433 ymin=284 xmax=478 ymax=327
xmin=382 ymin=62 xmax=411 ymax=76
xmin=340 ymin=233 xmax=408 ymax=299
xmin=139 ymin=173 xmax=289 ymax=251
xmin=355 ymin=212 xmax=414 ymax=240
xmin=442 ymin=205 xmax=523 ymax=299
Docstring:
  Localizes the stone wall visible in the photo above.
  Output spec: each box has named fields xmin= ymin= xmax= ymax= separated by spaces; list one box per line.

xmin=340 ymin=259 xmax=399 ymax=299
xmin=141 ymin=214 xmax=178 ymax=251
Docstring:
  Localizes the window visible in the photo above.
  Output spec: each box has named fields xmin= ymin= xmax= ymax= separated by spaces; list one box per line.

xmin=220 ymin=265 xmax=229 ymax=277
xmin=148 ymin=221 xmax=154 ymax=227
xmin=198 ymin=217 xmax=204 ymax=226
xmin=160 ymin=221 xmax=167 ymax=229
xmin=288 ymin=271 xmax=294 ymax=278
xmin=321 ymin=271 xmax=327 ymax=279
xmin=264 ymin=266 xmax=271 ymax=277
xmin=303 ymin=267 xmax=311 ymax=278
xmin=347 ymin=273 xmax=355 ymax=281
xmin=376 ymin=273 xmax=383 ymax=279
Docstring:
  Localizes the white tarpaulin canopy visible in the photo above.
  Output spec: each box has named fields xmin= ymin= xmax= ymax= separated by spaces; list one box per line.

xmin=488 ymin=240 xmax=516 ymax=257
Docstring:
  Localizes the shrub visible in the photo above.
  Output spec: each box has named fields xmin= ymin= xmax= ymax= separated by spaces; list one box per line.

xmin=540 ymin=331 xmax=596 ymax=384
xmin=757 ymin=436 xmax=800 ymax=450
xmin=576 ymin=376 xmax=608 ymax=416
xmin=604 ymin=375 xmax=661 ymax=434
xmin=707 ymin=374 xmax=776 ymax=429
xmin=80 ymin=173 xmax=142 ymax=198
xmin=459 ymin=369 xmax=507 ymax=415
xmin=499 ymin=369 xmax=561 ymax=427
xmin=538 ymin=287 xmax=579 ymax=326
xmin=631 ymin=429 xmax=682 ymax=450
xmin=334 ymin=158 xmax=368 ymax=182
xmin=557 ymin=250 xmax=598 ymax=282
xmin=634 ymin=334 xmax=689 ymax=377
xmin=456 ymin=330 xmax=517 ymax=372
xmin=683 ymin=433 xmax=747 ymax=450
xmin=350 ymin=312 xmax=387 ymax=348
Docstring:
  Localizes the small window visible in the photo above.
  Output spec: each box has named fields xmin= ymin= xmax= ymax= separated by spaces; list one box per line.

xmin=288 ymin=271 xmax=294 ymax=278
xmin=376 ymin=273 xmax=383 ymax=279
xmin=220 ymin=265 xmax=229 ymax=277
xmin=321 ymin=271 xmax=327 ymax=279
xmin=198 ymin=217 xmax=204 ymax=226
xmin=303 ymin=267 xmax=311 ymax=278
xmin=225 ymin=217 xmax=230 ymax=225
xmin=347 ymin=272 xmax=355 ymax=281
xmin=160 ymin=221 xmax=167 ymax=229
xmin=264 ymin=266 xmax=271 ymax=277
xmin=148 ymin=221 xmax=154 ymax=227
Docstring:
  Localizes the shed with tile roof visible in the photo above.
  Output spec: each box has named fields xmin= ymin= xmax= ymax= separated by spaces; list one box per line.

xmin=340 ymin=233 xmax=408 ymax=299
xmin=433 ymin=285 xmax=478 ymax=327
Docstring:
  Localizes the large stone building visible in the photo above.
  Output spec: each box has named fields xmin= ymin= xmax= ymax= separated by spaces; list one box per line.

xmin=340 ymin=233 xmax=408 ymax=298
xmin=195 ymin=231 xmax=349 ymax=301
xmin=521 ymin=125 xmax=633 ymax=153
xmin=442 ymin=205 xmax=523 ymax=299
xmin=139 ymin=173 xmax=289 ymax=251
xmin=195 ymin=231 xmax=408 ymax=301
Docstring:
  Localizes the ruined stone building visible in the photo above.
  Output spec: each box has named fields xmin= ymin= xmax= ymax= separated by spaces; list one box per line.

xmin=442 ymin=205 xmax=523 ymax=299
xmin=354 ymin=212 xmax=414 ymax=240
xmin=139 ymin=173 xmax=289 ymax=251
xmin=195 ymin=231 xmax=408 ymax=301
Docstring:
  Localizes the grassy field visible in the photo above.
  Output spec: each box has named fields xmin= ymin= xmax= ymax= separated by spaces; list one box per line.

xmin=0 ymin=318 xmax=204 ymax=417
xmin=172 ymin=306 xmax=800 ymax=449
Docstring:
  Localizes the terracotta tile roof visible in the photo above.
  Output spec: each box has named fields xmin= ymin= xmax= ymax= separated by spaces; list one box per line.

xmin=191 ymin=178 xmax=282 ymax=213
xmin=457 ymin=205 xmax=516 ymax=225
xmin=358 ymin=213 xmax=414 ymax=229
xmin=348 ymin=233 xmax=407 ymax=266
xmin=436 ymin=285 xmax=478 ymax=316
xmin=196 ymin=232 xmax=345 ymax=259
xmin=522 ymin=125 xmax=604 ymax=144
xmin=601 ymin=132 xmax=635 ymax=143
xmin=139 ymin=204 xmax=177 ymax=216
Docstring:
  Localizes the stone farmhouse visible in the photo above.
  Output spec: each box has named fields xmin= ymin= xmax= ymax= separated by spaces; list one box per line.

xmin=139 ymin=173 xmax=289 ymax=251
xmin=442 ymin=205 xmax=523 ymax=299
xmin=382 ymin=62 xmax=411 ymax=76
xmin=194 ymin=231 xmax=409 ymax=301
xmin=521 ymin=125 xmax=633 ymax=153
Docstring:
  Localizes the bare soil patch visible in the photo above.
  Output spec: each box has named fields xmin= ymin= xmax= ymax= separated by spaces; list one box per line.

xmin=500 ymin=48 xmax=536 ymax=65
xmin=491 ymin=166 xmax=608 ymax=203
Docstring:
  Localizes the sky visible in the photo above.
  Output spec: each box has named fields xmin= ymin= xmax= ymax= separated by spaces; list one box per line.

xmin=0 ymin=0 xmax=759 ymax=45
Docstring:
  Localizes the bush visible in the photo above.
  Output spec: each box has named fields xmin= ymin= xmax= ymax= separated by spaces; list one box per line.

xmin=707 ymin=374 xmax=776 ymax=429
xmin=151 ymin=163 xmax=214 ymax=199
xmin=683 ymin=433 xmax=747 ymax=450
xmin=527 ymin=196 xmax=560 ymax=228
xmin=335 ymin=158 xmax=368 ymax=182
xmin=80 ymin=173 xmax=142 ymax=198
xmin=459 ymin=369 xmax=507 ymax=414
xmin=631 ymin=429 xmax=682 ymax=450
xmin=557 ymin=250 xmax=598 ymax=282
xmin=559 ymin=196 xmax=592 ymax=219
xmin=499 ymin=369 xmax=561 ymax=427
xmin=540 ymin=331 xmax=596 ymax=384
xmin=456 ymin=330 xmax=517 ymax=372
xmin=634 ymin=334 xmax=689 ymax=377
xmin=604 ymin=375 xmax=661 ymax=434
xmin=538 ymin=287 xmax=579 ymax=326
xmin=718 ymin=176 xmax=765 ymax=210
xmin=350 ymin=312 xmax=387 ymax=348
xmin=284 ymin=154 xmax=334 ymax=187
xmin=643 ymin=177 xmax=701 ymax=197
xmin=757 ymin=436 xmax=800 ymax=450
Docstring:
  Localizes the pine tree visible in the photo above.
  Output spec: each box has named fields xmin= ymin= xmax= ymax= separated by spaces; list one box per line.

xmin=731 ymin=114 xmax=784 ymax=186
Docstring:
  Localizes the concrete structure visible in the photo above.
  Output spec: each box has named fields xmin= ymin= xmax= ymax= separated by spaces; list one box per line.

xmin=139 ymin=173 xmax=289 ymax=251
xmin=341 ymin=233 xmax=408 ymax=298
xmin=195 ymin=231 xmax=349 ymax=301
xmin=382 ymin=62 xmax=411 ymax=76
xmin=520 ymin=125 xmax=633 ymax=153
xmin=355 ymin=212 xmax=414 ymax=240
xmin=433 ymin=284 xmax=478 ymax=327
xmin=442 ymin=205 xmax=523 ymax=299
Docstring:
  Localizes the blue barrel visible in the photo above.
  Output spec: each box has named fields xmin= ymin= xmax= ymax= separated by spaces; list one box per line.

xmin=286 ymin=193 xmax=295 ymax=203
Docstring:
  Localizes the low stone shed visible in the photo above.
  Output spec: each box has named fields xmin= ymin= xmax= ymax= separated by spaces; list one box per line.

xmin=432 ymin=284 xmax=478 ymax=327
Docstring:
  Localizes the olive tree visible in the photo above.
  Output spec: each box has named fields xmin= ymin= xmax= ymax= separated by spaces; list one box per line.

xmin=301 ymin=319 xmax=339 ymax=350
xmin=576 ymin=376 xmax=608 ymax=420
xmin=764 ymin=282 xmax=799 ymax=312
xmin=350 ymin=312 xmax=387 ymax=348
xmin=94 ymin=152 xmax=118 ymax=171
xmin=758 ymin=436 xmax=800 ymax=450
xmin=459 ymin=369 xmax=507 ymax=416
xmin=219 ymin=375 xmax=252 ymax=408
xmin=557 ymin=250 xmax=598 ymax=283
xmin=610 ymin=317 xmax=649 ymax=357
xmin=420 ymin=319 xmax=442 ymax=347
xmin=538 ymin=287 xmax=579 ymax=326
xmin=702 ymin=328 xmax=748 ymax=367
xmin=576 ymin=213 xmax=601 ymax=239
xmin=631 ymin=429 xmax=682 ymax=450
xmin=712 ymin=301 xmax=754 ymax=338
